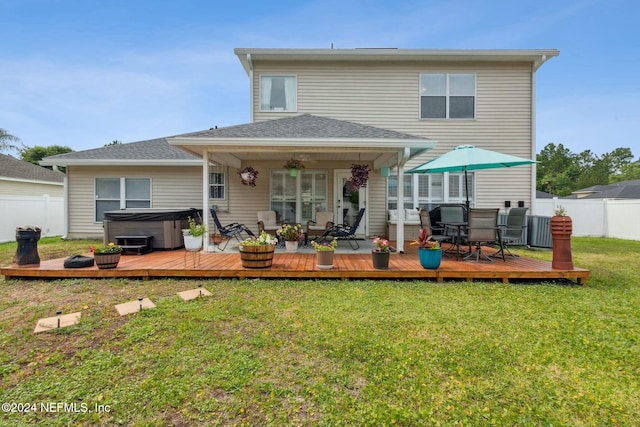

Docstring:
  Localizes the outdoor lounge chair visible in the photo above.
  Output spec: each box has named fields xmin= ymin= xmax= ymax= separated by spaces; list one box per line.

xmin=463 ymin=208 xmax=504 ymax=262
xmin=210 ymin=208 xmax=255 ymax=251
xmin=320 ymin=208 xmax=365 ymax=250
xmin=493 ymin=207 xmax=528 ymax=258
xmin=306 ymin=211 xmax=334 ymax=241
xmin=257 ymin=211 xmax=281 ymax=234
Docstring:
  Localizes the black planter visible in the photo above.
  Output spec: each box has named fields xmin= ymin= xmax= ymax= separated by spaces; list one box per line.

xmin=13 ymin=227 xmax=41 ymax=266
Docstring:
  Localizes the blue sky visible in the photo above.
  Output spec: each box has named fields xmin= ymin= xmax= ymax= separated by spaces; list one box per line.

xmin=1 ymin=0 xmax=638 ymax=158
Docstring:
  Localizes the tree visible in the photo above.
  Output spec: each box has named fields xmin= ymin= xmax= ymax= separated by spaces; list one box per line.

xmin=104 ymin=140 xmax=122 ymax=146
xmin=0 ymin=128 xmax=21 ymax=152
xmin=19 ymin=145 xmax=73 ymax=171
xmin=536 ymin=143 xmax=581 ymax=196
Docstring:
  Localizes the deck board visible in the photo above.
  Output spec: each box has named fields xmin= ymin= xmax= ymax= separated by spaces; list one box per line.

xmin=1 ymin=246 xmax=590 ymax=284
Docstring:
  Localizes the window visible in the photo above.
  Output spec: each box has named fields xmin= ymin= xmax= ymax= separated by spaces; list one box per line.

xmin=387 ymin=172 xmax=473 ymax=210
xmin=270 ymin=169 xmax=327 ymax=223
xmin=260 ymin=76 xmax=297 ymax=112
xmin=209 ymin=172 xmax=225 ymax=199
xmin=420 ymin=73 xmax=475 ymax=119
xmin=95 ymin=178 xmax=151 ymax=221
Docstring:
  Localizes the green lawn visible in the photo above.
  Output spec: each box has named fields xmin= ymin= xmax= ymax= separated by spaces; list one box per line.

xmin=0 ymin=237 xmax=639 ymax=426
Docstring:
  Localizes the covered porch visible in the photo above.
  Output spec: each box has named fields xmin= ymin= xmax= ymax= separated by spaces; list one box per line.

xmin=167 ymin=114 xmax=437 ymax=252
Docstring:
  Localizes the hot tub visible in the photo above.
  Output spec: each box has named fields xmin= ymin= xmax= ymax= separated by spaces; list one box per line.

xmin=103 ymin=208 xmax=202 ymax=250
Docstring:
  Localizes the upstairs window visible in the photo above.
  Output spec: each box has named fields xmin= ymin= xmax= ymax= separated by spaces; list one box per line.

xmin=420 ymin=73 xmax=475 ymax=119
xmin=260 ymin=76 xmax=297 ymax=112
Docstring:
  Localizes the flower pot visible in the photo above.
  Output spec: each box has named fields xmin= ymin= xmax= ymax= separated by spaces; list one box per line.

xmin=13 ymin=227 xmax=41 ymax=266
xmin=372 ymin=251 xmax=389 ymax=270
xmin=316 ymin=250 xmax=334 ymax=270
xmin=239 ymin=244 xmax=275 ymax=268
xmin=551 ymin=216 xmax=573 ymax=269
xmin=285 ymin=240 xmax=299 ymax=252
xmin=289 ymin=168 xmax=299 ymax=177
xmin=183 ymin=234 xmax=203 ymax=251
xmin=94 ymin=251 xmax=122 ymax=269
xmin=418 ymin=248 xmax=442 ymax=269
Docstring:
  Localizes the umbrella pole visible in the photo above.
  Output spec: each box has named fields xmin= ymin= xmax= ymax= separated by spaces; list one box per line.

xmin=464 ymin=168 xmax=470 ymax=212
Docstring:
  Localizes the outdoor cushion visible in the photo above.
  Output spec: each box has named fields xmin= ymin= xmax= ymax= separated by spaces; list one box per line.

xmin=388 ymin=210 xmax=398 ymax=221
xmin=405 ymin=208 xmax=420 ymax=222
xmin=64 ymin=254 xmax=95 ymax=268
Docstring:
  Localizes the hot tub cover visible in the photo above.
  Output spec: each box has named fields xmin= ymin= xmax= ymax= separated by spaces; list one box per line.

xmin=103 ymin=208 xmax=201 ymax=221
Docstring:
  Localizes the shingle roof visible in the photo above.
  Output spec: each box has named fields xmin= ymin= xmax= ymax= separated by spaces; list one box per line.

xmin=180 ymin=114 xmax=426 ymax=140
xmin=566 ymin=180 xmax=640 ymax=199
xmin=42 ymin=137 xmax=201 ymax=162
xmin=0 ymin=154 xmax=64 ymax=183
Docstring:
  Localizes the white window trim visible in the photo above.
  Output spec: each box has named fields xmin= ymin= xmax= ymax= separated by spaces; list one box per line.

xmin=259 ymin=74 xmax=298 ymax=113
xmin=418 ymin=72 xmax=477 ymax=120
xmin=94 ymin=177 xmax=152 ymax=223
xmin=209 ymin=171 xmax=227 ymax=201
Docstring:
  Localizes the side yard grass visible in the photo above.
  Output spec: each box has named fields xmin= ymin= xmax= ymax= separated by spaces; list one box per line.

xmin=0 ymin=237 xmax=639 ymax=426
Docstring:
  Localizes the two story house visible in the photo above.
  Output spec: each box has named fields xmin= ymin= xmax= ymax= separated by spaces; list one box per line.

xmin=42 ymin=48 xmax=558 ymax=251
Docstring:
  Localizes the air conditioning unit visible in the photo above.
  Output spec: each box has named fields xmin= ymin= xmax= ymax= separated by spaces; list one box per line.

xmin=528 ymin=215 xmax=553 ymax=248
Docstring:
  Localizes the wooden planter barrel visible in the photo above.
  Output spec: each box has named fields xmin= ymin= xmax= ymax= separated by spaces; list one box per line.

xmin=94 ymin=251 xmax=122 ymax=269
xmin=239 ymin=244 xmax=275 ymax=268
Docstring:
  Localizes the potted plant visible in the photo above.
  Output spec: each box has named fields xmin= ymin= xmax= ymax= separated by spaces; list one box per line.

xmin=276 ymin=223 xmax=304 ymax=252
xmin=91 ymin=242 xmax=123 ymax=269
xmin=311 ymin=238 xmax=338 ymax=270
xmin=239 ymin=231 xmax=278 ymax=268
xmin=371 ymin=236 xmax=390 ymax=270
xmin=182 ymin=216 xmax=207 ymax=251
xmin=13 ymin=225 xmax=41 ymax=266
xmin=284 ymin=158 xmax=305 ymax=177
xmin=411 ymin=228 xmax=442 ymax=269
xmin=551 ymin=205 xmax=573 ymax=269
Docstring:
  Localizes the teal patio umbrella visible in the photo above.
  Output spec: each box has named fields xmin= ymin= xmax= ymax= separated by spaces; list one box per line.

xmin=406 ymin=145 xmax=537 ymax=210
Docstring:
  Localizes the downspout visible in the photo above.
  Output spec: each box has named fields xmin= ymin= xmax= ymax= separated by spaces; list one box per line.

xmin=63 ymin=168 xmax=69 ymax=239
xmin=530 ymin=59 xmax=541 ymax=214
xmin=247 ymin=54 xmax=254 ymax=122
xmin=395 ymin=148 xmax=411 ymax=253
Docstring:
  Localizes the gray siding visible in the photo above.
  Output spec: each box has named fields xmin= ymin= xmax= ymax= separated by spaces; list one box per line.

xmin=252 ymin=60 xmax=535 ymax=210
xmin=0 ymin=179 xmax=63 ymax=197
xmin=67 ymin=166 xmax=202 ymax=238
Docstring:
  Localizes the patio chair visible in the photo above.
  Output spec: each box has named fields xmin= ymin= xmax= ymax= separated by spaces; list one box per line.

xmin=463 ymin=208 xmax=504 ymax=262
xmin=257 ymin=211 xmax=280 ymax=234
xmin=419 ymin=208 xmax=451 ymax=247
xmin=306 ymin=211 xmax=335 ymax=241
xmin=210 ymin=208 xmax=255 ymax=251
xmin=493 ymin=207 xmax=528 ymax=258
xmin=320 ymin=208 xmax=365 ymax=250
xmin=439 ymin=205 xmax=466 ymax=257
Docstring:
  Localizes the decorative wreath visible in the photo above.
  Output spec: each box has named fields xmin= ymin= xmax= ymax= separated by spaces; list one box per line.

xmin=350 ymin=164 xmax=371 ymax=190
xmin=238 ymin=166 xmax=259 ymax=187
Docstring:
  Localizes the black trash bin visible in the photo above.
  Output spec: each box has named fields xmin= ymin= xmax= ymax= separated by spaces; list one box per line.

xmin=13 ymin=226 xmax=41 ymax=266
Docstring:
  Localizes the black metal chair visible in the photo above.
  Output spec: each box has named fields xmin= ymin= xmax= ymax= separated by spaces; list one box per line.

xmin=320 ymin=208 xmax=366 ymax=250
xmin=463 ymin=208 xmax=504 ymax=262
xmin=493 ymin=207 xmax=528 ymax=258
xmin=210 ymin=208 xmax=254 ymax=251
xmin=419 ymin=208 xmax=451 ymax=247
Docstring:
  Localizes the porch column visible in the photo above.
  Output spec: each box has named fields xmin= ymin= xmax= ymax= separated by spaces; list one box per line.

xmin=395 ymin=148 xmax=410 ymax=253
xmin=202 ymin=150 xmax=212 ymax=252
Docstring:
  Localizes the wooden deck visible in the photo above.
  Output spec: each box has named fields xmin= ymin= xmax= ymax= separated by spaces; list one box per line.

xmin=1 ymin=246 xmax=590 ymax=284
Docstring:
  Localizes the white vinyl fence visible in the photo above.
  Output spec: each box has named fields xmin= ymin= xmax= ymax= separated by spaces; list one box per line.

xmin=533 ymin=198 xmax=640 ymax=241
xmin=0 ymin=195 xmax=64 ymax=243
